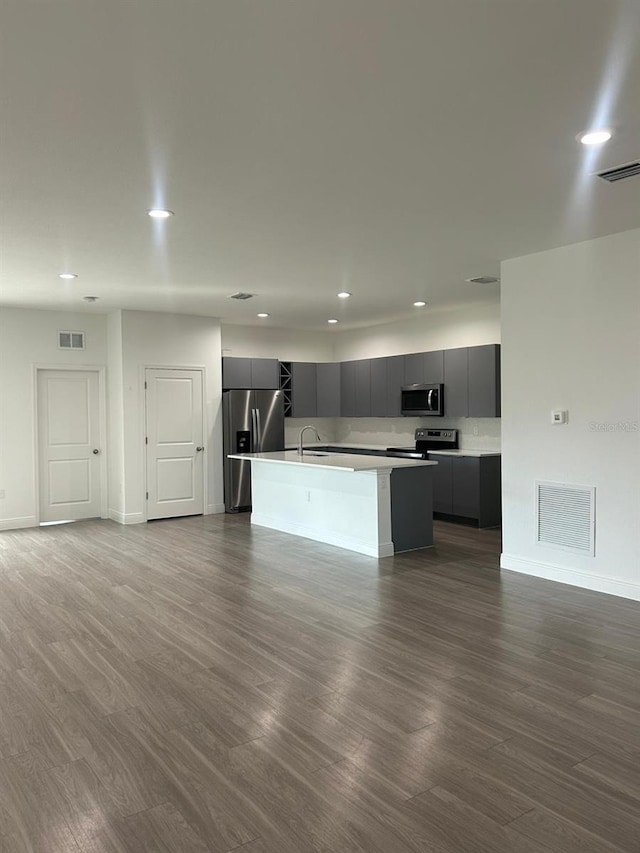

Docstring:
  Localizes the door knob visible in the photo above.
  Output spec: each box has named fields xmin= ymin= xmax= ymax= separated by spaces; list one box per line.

xmin=196 ymin=446 xmax=204 ymax=452
xmin=92 ymin=448 xmax=100 ymax=455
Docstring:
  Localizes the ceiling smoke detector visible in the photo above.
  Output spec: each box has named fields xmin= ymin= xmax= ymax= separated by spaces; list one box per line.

xmin=228 ymin=292 xmax=255 ymax=300
xmin=466 ymin=276 xmax=500 ymax=285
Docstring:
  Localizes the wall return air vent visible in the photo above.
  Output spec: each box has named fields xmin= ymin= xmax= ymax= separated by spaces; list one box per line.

xmin=536 ymin=481 xmax=595 ymax=556
xmin=58 ymin=330 xmax=85 ymax=350
xmin=597 ymin=161 xmax=640 ymax=183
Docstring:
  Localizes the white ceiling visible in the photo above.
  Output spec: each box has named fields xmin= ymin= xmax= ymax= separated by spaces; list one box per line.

xmin=1 ymin=0 xmax=638 ymax=331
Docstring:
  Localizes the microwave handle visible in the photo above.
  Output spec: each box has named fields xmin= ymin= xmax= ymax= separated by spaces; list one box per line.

xmin=427 ymin=389 xmax=433 ymax=409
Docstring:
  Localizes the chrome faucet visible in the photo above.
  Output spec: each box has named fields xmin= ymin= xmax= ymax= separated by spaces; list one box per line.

xmin=297 ymin=425 xmax=321 ymax=455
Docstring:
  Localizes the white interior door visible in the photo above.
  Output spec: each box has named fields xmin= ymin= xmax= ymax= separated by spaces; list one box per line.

xmin=38 ymin=370 xmax=102 ymax=522
xmin=145 ymin=368 xmax=204 ymax=519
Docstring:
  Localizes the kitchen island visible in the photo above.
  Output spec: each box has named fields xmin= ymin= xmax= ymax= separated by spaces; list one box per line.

xmin=228 ymin=451 xmax=437 ymax=558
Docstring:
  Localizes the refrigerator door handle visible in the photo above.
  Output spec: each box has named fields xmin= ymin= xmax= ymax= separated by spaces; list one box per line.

xmin=255 ymin=408 xmax=262 ymax=451
xmin=250 ymin=408 xmax=257 ymax=452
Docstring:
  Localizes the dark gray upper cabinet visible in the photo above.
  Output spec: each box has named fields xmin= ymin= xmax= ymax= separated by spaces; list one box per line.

xmin=291 ymin=362 xmax=317 ymax=418
xmin=250 ymin=358 xmax=280 ymax=389
xmin=222 ymin=357 xmax=252 ymax=389
xmin=316 ymin=362 xmax=341 ymax=417
xmin=386 ymin=355 xmax=405 ymax=417
xmin=468 ymin=344 xmax=501 ymax=417
xmin=443 ymin=348 xmax=469 ymax=417
xmin=423 ymin=350 xmax=444 ymax=383
xmin=354 ymin=360 xmax=371 ymax=417
xmin=340 ymin=361 xmax=357 ymax=418
xmin=404 ymin=353 xmax=425 ymax=386
xmin=370 ymin=358 xmax=387 ymax=417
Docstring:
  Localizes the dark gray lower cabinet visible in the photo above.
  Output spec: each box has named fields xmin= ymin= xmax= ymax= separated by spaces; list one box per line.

xmin=429 ymin=454 xmax=501 ymax=528
xmin=316 ymin=363 xmax=341 ymax=417
xmin=370 ymin=358 xmax=387 ymax=417
xmin=443 ymin=348 xmax=469 ymax=417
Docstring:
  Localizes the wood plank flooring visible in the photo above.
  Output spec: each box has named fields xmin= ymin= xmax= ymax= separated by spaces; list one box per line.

xmin=0 ymin=515 xmax=639 ymax=851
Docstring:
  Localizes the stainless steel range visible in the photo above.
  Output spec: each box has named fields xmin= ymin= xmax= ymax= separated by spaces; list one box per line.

xmin=387 ymin=428 xmax=458 ymax=458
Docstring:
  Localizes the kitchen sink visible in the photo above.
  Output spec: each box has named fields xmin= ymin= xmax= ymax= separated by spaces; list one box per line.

xmin=301 ymin=452 xmax=331 ymax=457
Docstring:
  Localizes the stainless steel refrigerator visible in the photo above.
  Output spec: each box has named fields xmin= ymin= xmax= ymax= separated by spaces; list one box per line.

xmin=223 ymin=389 xmax=285 ymax=512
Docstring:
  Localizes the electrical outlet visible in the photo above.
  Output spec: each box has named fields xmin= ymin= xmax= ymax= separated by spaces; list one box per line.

xmin=306 ymin=490 xmax=311 ymax=502
xmin=0 ymin=489 xmax=5 ymax=499
xmin=473 ymin=426 xmax=479 ymax=436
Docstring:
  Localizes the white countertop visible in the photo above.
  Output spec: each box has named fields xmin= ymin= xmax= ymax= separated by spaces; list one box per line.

xmin=287 ymin=441 xmax=501 ymax=458
xmin=228 ymin=450 xmax=437 ymax=472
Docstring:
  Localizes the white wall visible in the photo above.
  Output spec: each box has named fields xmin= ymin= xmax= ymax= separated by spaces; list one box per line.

xmin=501 ymin=228 xmax=640 ymax=600
xmin=333 ymin=301 xmax=500 ymax=361
xmin=120 ymin=310 xmax=224 ymax=521
xmin=221 ymin=324 xmax=334 ymax=361
xmin=107 ymin=310 xmax=125 ymax=519
xmin=0 ymin=307 xmax=107 ymax=529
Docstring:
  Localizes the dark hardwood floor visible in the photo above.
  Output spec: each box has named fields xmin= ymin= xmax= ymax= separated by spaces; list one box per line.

xmin=1 ymin=515 xmax=639 ymax=852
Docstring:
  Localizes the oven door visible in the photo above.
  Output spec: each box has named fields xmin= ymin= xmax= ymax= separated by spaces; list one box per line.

xmin=401 ymin=384 xmax=444 ymax=416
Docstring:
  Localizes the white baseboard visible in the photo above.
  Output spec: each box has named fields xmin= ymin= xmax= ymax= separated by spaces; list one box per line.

xmin=108 ymin=510 xmax=145 ymax=526
xmin=206 ymin=503 xmax=226 ymax=515
xmin=501 ymin=553 xmax=640 ymax=602
xmin=251 ymin=512 xmax=393 ymax=558
xmin=0 ymin=516 xmax=37 ymax=531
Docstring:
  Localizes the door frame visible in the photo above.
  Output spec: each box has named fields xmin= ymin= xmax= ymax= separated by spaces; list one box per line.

xmin=33 ymin=364 xmax=108 ymax=525
xmin=141 ymin=364 xmax=207 ymax=523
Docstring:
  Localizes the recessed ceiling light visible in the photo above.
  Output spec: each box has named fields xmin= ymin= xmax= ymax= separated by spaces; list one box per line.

xmin=337 ymin=291 xmax=351 ymax=299
xmin=328 ymin=318 xmax=339 ymax=324
xmin=578 ymin=129 xmax=613 ymax=145
xmin=147 ymin=208 xmax=174 ymax=219
xmin=257 ymin=312 xmax=270 ymax=318
xmin=413 ymin=301 xmax=427 ymax=307
xmin=58 ymin=272 xmax=77 ymax=280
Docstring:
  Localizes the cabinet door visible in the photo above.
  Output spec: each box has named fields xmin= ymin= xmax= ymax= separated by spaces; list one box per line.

xmin=340 ymin=361 xmax=357 ymax=418
xmin=429 ymin=455 xmax=453 ymax=514
xmin=222 ymin=357 xmax=251 ymax=389
xmin=423 ymin=350 xmax=444 ymax=383
xmin=370 ymin=358 xmax=387 ymax=417
xmin=317 ymin=363 xmax=341 ymax=417
xmin=451 ymin=457 xmax=480 ymax=518
xmin=468 ymin=344 xmax=501 ymax=417
xmin=291 ymin=362 xmax=317 ymax=418
xmin=354 ymin=360 xmax=371 ymax=417
xmin=386 ymin=355 xmax=405 ymax=417
xmin=404 ymin=353 xmax=424 ymax=385
xmin=251 ymin=358 xmax=280 ymax=389
xmin=444 ymin=348 xmax=469 ymax=417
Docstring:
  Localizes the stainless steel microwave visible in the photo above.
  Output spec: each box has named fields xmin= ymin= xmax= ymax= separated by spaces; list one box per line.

xmin=401 ymin=383 xmax=444 ymax=416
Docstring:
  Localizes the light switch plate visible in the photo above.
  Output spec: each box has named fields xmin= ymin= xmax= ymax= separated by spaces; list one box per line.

xmin=551 ymin=410 xmax=568 ymax=425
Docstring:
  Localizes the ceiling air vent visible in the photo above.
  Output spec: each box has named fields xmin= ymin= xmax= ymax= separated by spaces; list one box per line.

xmin=58 ymin=330 xmax=85 ymax=350
xmin=466 ymin=276 xmax=500 ymax=285
xmin=228 ymin=292 xmax=254 ymax=300
xmin=597 ymin=161 xmax=640 ymax=183
xmin=536 ymin=481 xmax=595 ymax=556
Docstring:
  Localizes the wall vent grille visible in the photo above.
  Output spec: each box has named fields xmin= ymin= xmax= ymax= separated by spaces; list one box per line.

xmin=536 ymin=481 xmax=595 ymax=555
xmin=58 ymin=330 xmax=85 ymax=350
xmin=597 ymin=161 xmax=640 ymax=183
xmin=228 ymin=292 xmax=254 ymax=300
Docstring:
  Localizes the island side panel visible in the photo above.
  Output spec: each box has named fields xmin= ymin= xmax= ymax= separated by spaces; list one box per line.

xmin=389 ymin=466 xmax=434 ymax=552
xmin=249 ymin=460 xmax=394 ymax=558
